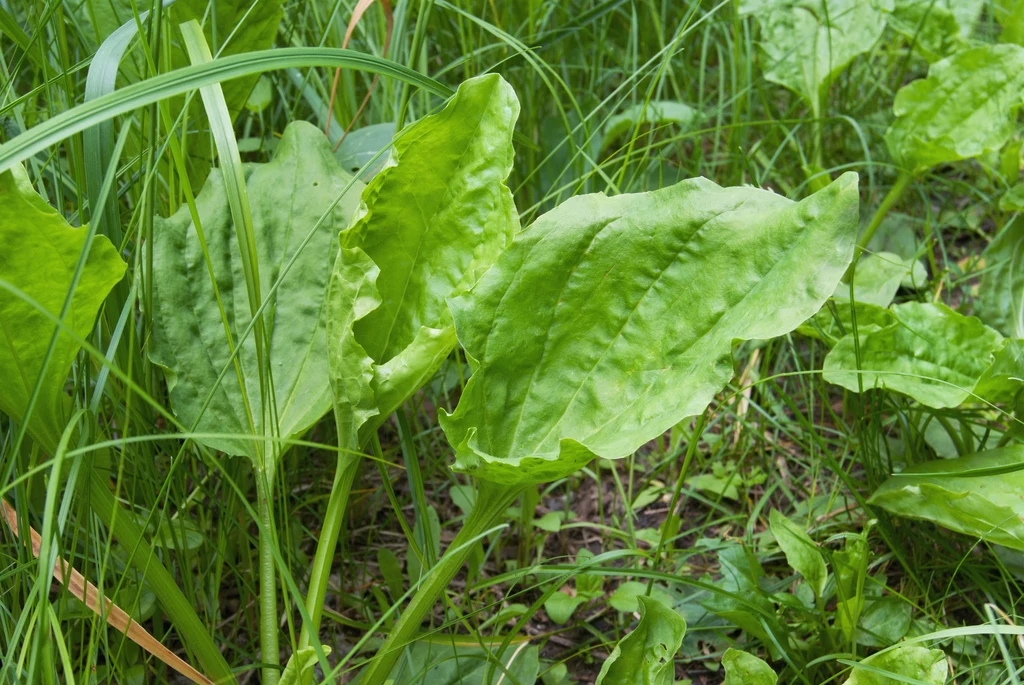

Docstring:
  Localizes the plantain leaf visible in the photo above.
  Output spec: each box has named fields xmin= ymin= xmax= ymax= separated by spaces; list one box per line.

xmin=149 ymin=121 xmax=363 ymax=467
xmin=823 ymin=302 xmax=1005 ymax=408
xmin=0 ymin=164 xmax=126 ymax=449
xmin=885 ymin=44 xmax=1024 ymax=175
xmin=279 ymin=646 xmax=330 ymax=685
xmin=977 ymin=218 xmax=1024 ymax=338
xmin=723 ymin=649 xmax=777 ymax=685
xmin=741 ymin=0 xmax=893 ymax=112
xmin=869 ymin=447 xmax=1024 ymax=550
xmin=441 ymin=173 xmax=859 ymax=486
xmin=841 ymin=644 xmax=946 ymax=684
xmin=595 ymin=595 xmax=686 ymax=685
xmin=769 ymin=510 xmax=828 ymax=599
xmin=386 ymin=639 xmax=539 ymax=685
xmin=890 ymin=0 xmax=962 ymax=61
xmin=328 ymin=74 xmax=519 ymax=448
xmin=601 ymin=100 xmax=699 ymax=153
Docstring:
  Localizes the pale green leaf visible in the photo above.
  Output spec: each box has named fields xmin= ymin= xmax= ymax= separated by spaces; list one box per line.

xmin=869 ymin=446 xmax=1024 ymax=550
xmin=0 ymin=164 xmax=126 ymax=449
xmin=149 ymin=121 xmax=363 ymax=466
xmin=544 ymin=592 xmax=586 ymax=625
xmin=841 ymin=643 xmax=947 ymax=684
xmin=595 ymin=595 xmax=686 ymax=685
xmin=280 ymin=646 xmax=330 ymax=685
xmin=441 ymin=174 xmax=859 ymax=486
xmin=329 ymin=74 xmax=519 ymax=448
xmin=890 ymin=0 xmax=964 ymax=61
xmin=743 ymin=0 xmax=893 ymax=111
xmin=838 ymin=252 xmax=926 ymax=307
xmin=722 ymin=648 xmax=777 ymax=685
xmin=977 ymin=218 xmax=1024 ymax=338
xmin=997 ymin=0 xmax=1024 ymax=45
xmin=885 ymin=44 xmax=1024 ymax=175
xmin=601 ymin=100 xmax=699 ymax=152
xmin=823 ymin=302 xmax=1005 ymax=408
xmin=608 ymin=582 xmax=675 ymax=614
xmin=769 ymin=510 xmax=828 ymax=598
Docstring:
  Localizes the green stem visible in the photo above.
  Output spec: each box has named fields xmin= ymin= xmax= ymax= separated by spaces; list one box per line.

xmin=358 ymin=480 xmax=523 ymax=685
xmin=256 ymin=477 xmax=280 ymax=685
xmin=855 ymin=171 xmax=914 ymax=255
xmin=87 ymin=471 xmax=237 ymax=685
xmin=298 ymin=452 xmax=360 ymax=652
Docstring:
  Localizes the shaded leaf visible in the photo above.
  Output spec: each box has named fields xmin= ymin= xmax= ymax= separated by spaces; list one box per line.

xmin=869 ymin=446 xmax=1024 ymax=550
xmin=335 ymin=123 xmax=397 ymax=180
xmin=280 ymin=646 xmax=330 ymax=685
xmin=0 ymin=164 xmax=126 ymax=449
xmin=856 ymin=597 xmax=912 ymax=647
xmin=742 ymin=0 xmax=893 ymax=111
xmin=329 ymin=74 xmax=519 ymax=449
xmin=601 ymin=101 xmax=699 ymax=153
xmin=595 ymin=595 xmax=686 ymax=685
xmin=723 ymin=648 xmax=777 ymax=685
xmin=769 ymin=510 xmax=828 ymax=598
xmin=841 ymin=643 xmax=946 ymax=684
xmin=977 ymin=217 xmax=1024 ymax=338
xmin=441 ymin=173 xmax=859 ymax=486
xmin=608 ymin=582 xmax=675 ymax=614
xmin=823 ymin=302 xmax=1005 ymax=408
xmin=885 ymin=44 xmax=1024 ymax=174
xmin=149 ymin=122 xmax=363 ymax=468
xmin=890 ymin=0 xmax=964 ymax=61
xmin=387 ymin=639 xmax=539 ymax=685
xmin=545 ymin=592 xmax=586 ymax=625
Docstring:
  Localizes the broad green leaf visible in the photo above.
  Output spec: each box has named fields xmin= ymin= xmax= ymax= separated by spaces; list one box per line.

xmin=595 ymin=595 xmax=686 ymax=685
xmin=977 ymin=218 xmax=1024 ymax=338
xmin=823 ymin=302 xmax=1005 ymax=408
xmin=742 ymin=0 xmax=893 ymax=111
xmin=544 ymin=592 xmax=586 ymax=625
xmin=769 ymin=510 xmax=828 ymax=599
xmin=149 ymin=121 xmax=363 ymax=467
xmin=890 ymin=0 xmax=965 ymax=61
xmin=601 ymin=100 xmax=699 ymax=153
xmin=0 ymin=164 xmax=126 ymax=449
xmin=441 ymin=173 xmax=859 ymax=486
xmin=328 ymin=74 xmax=519 ymax=449
xmin=833 ymin=535 xmax=869 ymax=641
xmin=607 ymin=582 xmax=675 ymax=614
xmin=856 ymin=597 xmax=912 ymax=647
xmin=722 ymin=649 xmax=777 ymax=685
xmin=885 ymin=44 xmax=1024 ymax=175
xmin=840 ymin=252 xmax=926 ymax=307
xmin=280 ymin=646 xmax=330 ymax=685
xmin=335 ymin=123 xmax=397 ymax=180
xmin=702 ymin=544 xmax=783 ymax=658
xmin=998 ymin=0 xmax=1024 ymax=45
xmin=869 ymin=447 xmax=1024 ymax=550
xmin=841 ymin=643 xmax=946 ymax=684
xmin=975 ymin=338 xmax=1024 ymax=404
xmin=386 ymin=639 xmax=539 ymax=685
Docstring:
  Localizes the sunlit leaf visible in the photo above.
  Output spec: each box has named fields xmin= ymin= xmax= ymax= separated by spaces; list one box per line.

xmin=741 ymin=0 xmax=893 ymax=112
xmin=885 ymin=44 xmax=1024 ymax=175
xmin=328 ymin=74 xmax=518 ymax=448
xmin=0 ymin=164 xmax=126 ymax=449
xmin=869 ymin=446 xmax=1024 ymax=550
xmin=441 ymin=174 xmax=859 ymax=486
xmin=823 ymin=302 xmax=1005 ymax=408
xmin=595 ymin=595 xmax=686 ymax=685
xmin=149 ymin=121 xmax=363 ymax=468
xmin=841 ymin=643 xmax=947 ymax=684
xmin=723 ymin=648 xmax=777 ymax=685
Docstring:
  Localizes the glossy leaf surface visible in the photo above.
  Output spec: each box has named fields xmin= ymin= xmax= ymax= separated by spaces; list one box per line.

xmin=595 ymin=595 xmax=686 ymax=685
xmin=328 ymin=74 xmax=519 ymax=447
xmin=823 ymin=302 xmax=1004 ymax=408
xmin=149 ymin=121 xmax=363 ymax=465
xmin=0 ymin=164 xmax=125 ymax=448
xmin=723 ymin=648 xmax=777 ymax=685
xmin=741 ymin=0 xmax=892 ymax=110
xmin=441 ymin=173 xmax=859 ymax=486
xmin=842 ymin=644 xmax=947 ymax=684
xmin=885 ymin=44 xmax=1024 ymax=174
xmin=869 ymin=447 xmax=1024 ymax=550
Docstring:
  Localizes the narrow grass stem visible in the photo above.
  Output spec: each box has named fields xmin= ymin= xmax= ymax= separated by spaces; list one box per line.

xmin=256 ymin=476 xmax=280 ymax=685
xmin=298 ymin=451 xmax=360 ymax=652
xmin=358 ymin=479 xmax=523 ymax=685
xmin=87 ymin=470 xmax=237 ymax=684
xmin=854 ymin=171 xmax=914 ymax=257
